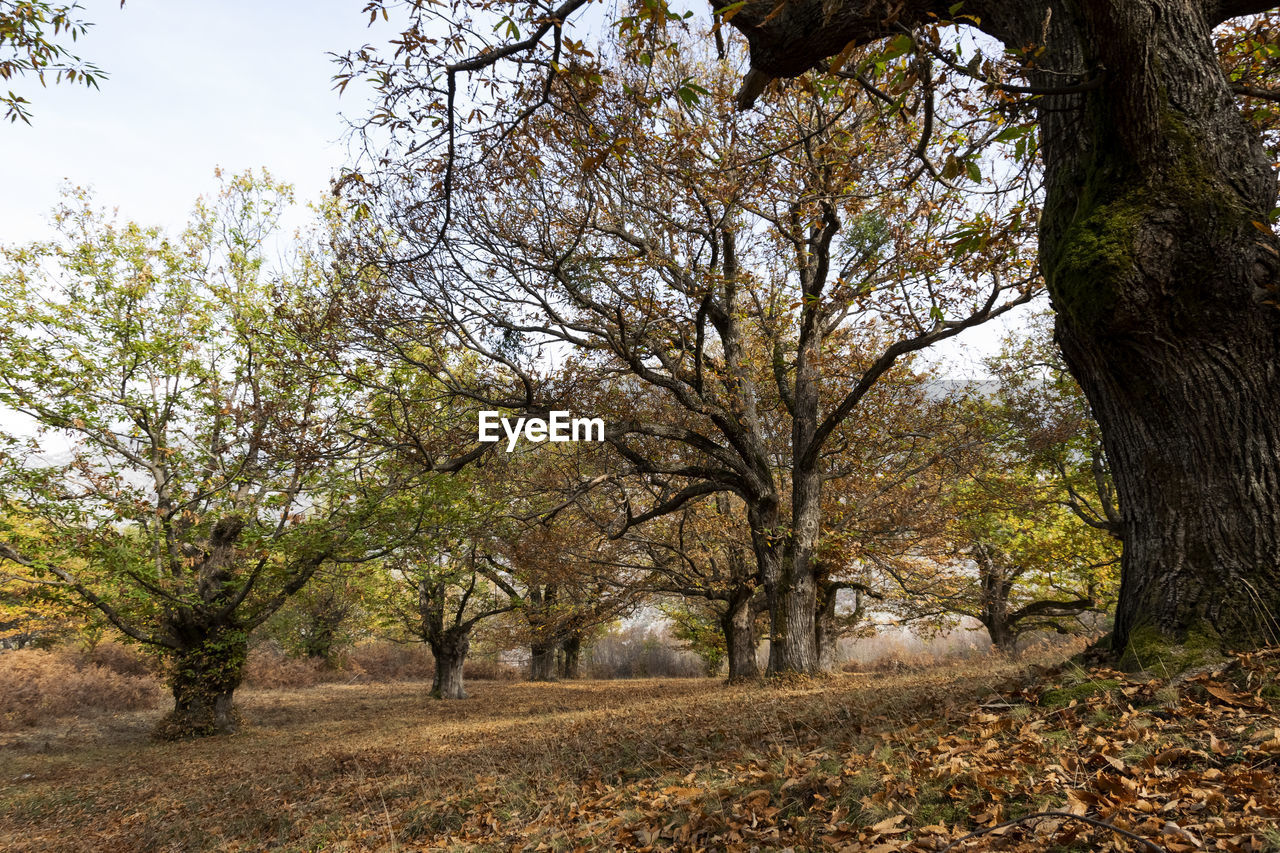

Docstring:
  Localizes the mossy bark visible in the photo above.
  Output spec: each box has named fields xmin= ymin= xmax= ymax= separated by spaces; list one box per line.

xmin=1117 ymin=623 xmax=1226 ymax=675
xmin=814 ymin=575 xmax=841 ymax=672
xmin=1040 ymin=0 xmax=1280 ymax=658
xmin=156 ymin=628 xmax=248 ymax=739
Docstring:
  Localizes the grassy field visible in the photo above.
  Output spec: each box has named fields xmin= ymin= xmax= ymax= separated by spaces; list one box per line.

xmin=2 ymin=649 xmax=1278 ymax=852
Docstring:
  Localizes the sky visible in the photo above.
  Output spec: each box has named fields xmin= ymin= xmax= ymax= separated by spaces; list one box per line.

xmin=0 ymin=0 xmax=395 ymax=242
xmin=0 ymin=0 xmax=1038 ymax=376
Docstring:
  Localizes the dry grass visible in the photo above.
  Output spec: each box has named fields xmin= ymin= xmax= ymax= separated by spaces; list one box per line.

xmin=0 ymin=642 xmax=518 ymax=731
xmin=0 ymin=648 xmax=165 ymax=730
xmin=0 ymin=653 xmax=1036 ymax=851
xmin=4 ymin=646 xmax=1276 ymax=852
xmin=244 ymin=643 xmax=519 ymax=689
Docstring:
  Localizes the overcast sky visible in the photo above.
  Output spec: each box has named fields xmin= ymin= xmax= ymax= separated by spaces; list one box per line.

xmin=0 ymin=0 xmax=1035 ymax=376
xmin=0 ymin=0 xmax=396 ymax=242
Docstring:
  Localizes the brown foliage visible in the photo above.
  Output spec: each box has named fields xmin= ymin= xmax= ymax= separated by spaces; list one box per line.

xmin=241 ymin=643 xmax=517 ymax=689
xmin=0 ymin=647 xmax=164 ymax=729
xmin=4 ymin=648 xmax=1279 ymax=851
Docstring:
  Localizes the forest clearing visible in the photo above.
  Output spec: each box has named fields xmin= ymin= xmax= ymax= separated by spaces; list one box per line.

xmin=3 ymin=645 xmax=1279 ymax=852
xmin=5 ymin=1 xmax=1280 ymax=852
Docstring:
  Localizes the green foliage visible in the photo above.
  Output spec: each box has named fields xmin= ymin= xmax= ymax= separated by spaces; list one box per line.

xmin=0 ymin=171 xmax=413 ymax=732
xmin=885 ymin=312 xmax=1120 ymax=647
xmin=0 ymin=0 xmax=119 ymax=123
xmin=263 ymin=567 xmax=382 ymax=665
xmin=664 ymin=602 xmax=726 ymax=676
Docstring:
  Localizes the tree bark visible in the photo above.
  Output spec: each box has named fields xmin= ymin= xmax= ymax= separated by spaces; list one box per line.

xmin=721 ymin=0 xmax=1280 ymax=664
xmin=721 ymin=587 xmax=761 ymax=681
xmin=1039 ymin=0 xmax=1280 ymax=657
xmin=430 ymin=626 xmax=471 ymax=700
xmin=976 ymin=544 xmax=1017 ymax=652
xmin=815 ymin=575 xmax=841 ymax=672
xmin=750 ymin=499 xmax=820 ymax=675
xmin=559 ymin=632 xmax=582 ymax=679
xmin=530 ymin=640 xmax=557 ymax=681
xmin=156 ymin=627 xmax=247 ymax=739
xmin=764 ymin=465 xmax=822 ymax=674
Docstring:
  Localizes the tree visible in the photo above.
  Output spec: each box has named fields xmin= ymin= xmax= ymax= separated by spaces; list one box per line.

xmin=344 ymin=0 xmax=1280 ymax=669
xmin=341 ymin=35 xmax=1036 ymax=674
xmin=627 ymin=495 xmax=767 ymax=681
xmin=373 ymin=470 xmax=521 ymax=700
xmin=0 ymin=174 xmax=406 ymax=737
xmin=878 ymin=317 xmax=1122 ymax=650
xmin=664 ymin=599 xmax=729 ymax=675
xmin=498 ymin=498 xmax=637 ymax=682
xmin=1 ymin=0 xmax=120 ymax=123
xmin=714 ymin=0 xmax=1280 ymax=661
xmin=265 ymin=565 xmax=381 ymax=666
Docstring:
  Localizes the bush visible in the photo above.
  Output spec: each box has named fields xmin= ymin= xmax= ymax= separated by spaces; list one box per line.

xmin=346 ymin=642 xmax=435 ymax=682
xmin=0 ymin=647 xmax=165 ymax=729
xmin=241 ymin=648 xmax=355 ymax=689
xmin=81 ymin=641 xmax=160 ymax=678
xmin=462 ymin=657 xmax=520 ymax=682
xmin=586 ymin=624 xmax=707 ymax=679
xmin=243 ymin=642 xmax=455 ymax=688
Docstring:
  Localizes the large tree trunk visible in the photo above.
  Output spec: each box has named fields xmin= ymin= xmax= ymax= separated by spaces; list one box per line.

xmin=156 ymin=627 xmax=248 ymax=739
xmin=768 ymin=471 xmax=821 ymax=675
xmin=721 ymin=0 xmax=1280 ymax=666
xmin=750 ymin=499 xmax=819 ymax=675
xmin=430 ymin=627 xmax=471 ymax=699
xmin=721 ymin=587 xmax=760 ymax=681
xmin=559 ymin=633 xmax=582 ymax=679
xmin=530 ymin=640 xmax=557 ymax=681
xmin=1037 ymin=0 xmax=1280 ymax=659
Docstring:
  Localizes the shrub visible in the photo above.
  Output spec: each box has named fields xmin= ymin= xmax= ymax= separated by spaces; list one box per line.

xmin=241 ymin=648 xmax=356 ymax=689
xmin=346 ymin=642 xmax=435 ymax=682
xmin=462 ymin=657 xmax=520 ymax=681
xmin=586 ymin=624 xmax=707 ymax=679
xmin=0 ymin=647 xmax=165 ymax=729
xmin=242 ymin=642 xmax=442 ymax=688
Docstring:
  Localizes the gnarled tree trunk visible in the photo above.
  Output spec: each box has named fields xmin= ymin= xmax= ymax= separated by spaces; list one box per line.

xmin=1031 ymin=0 xmax=1280 ymax=658
xmin=157 ymin=625 xmax=248 ymax=739
xmin=530 ymin=640 xmax=557 ymax=681
xmin=976 ymin=543 xmax=1017 ymax=652
xmin=559 ymin=632 xmax=582 ymax=679
xmin=430 ymin=626 xmax=471 ymax=700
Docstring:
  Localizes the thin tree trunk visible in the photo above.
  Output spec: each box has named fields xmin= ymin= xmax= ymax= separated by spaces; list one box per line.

xmin=430 ymin=627 xmax=470 ymax=699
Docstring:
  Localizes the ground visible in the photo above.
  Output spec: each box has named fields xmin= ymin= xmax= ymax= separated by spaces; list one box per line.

xmin=1 ymin=649 xmax=1279 ymax=852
